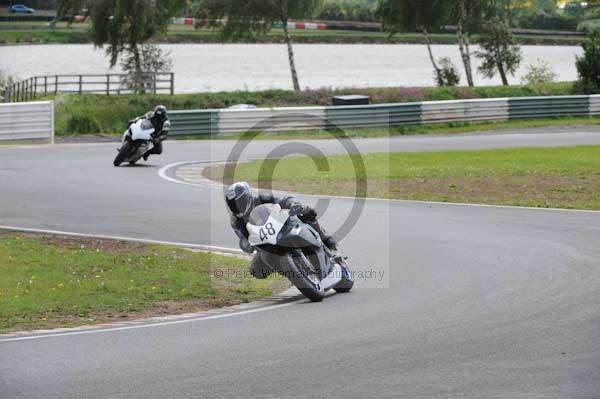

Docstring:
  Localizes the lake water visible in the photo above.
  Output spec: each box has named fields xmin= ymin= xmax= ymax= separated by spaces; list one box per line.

xmin=0 ymin=44 xmax=582 ymax=93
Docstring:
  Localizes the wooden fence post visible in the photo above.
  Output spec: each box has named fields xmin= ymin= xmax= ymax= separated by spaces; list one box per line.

xmin=55 ymin=75 xmax=58 ymax=94
xmin=107 ymin=74 xmax=110 ymax=95
xmin=79 ymin=75 xmax=83 ymax=94
xmin=170 ymin=72 xmax=174 ymax=95
xmin=44 ymin=76 xmax=48 ymax=96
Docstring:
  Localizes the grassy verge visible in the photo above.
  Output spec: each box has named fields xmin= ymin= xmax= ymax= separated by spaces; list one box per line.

xmin=0 ymin=23 xmax=585 ymax=45
xmin=0 ymin=233 xmax=288 ymax=333
xmin=203 ymin=146 xmax=600 ymax=210
xmin=50 ymin=82 xmax=575 ymax=136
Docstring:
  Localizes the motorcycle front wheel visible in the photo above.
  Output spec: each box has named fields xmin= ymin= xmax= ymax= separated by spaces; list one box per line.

xmin=288 ymin=250 xmax=325 ymax=302
xmin=113 ymin=141 xmax=134 ymax=167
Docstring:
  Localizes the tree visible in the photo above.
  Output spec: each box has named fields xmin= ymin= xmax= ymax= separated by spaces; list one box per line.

xmin=377 ymin=0 xmax=453 ymax=85
xmin=564 ymin=2 xmax=584 ymax=18
xmin=475 ymin=18 xmax=522 ymax=85
xmin=453 ymin=0 xmax=492 ymax=87
xmin=120 ymin=45 xmax=173 ymax=93
xmin=532 ymin=0 xmax=556 ymax=14
xmin=56 ymin=0 xmax=185 ymax=70
xmin=575 ymin=30 xmax=600 ymax=94
xmin=492 ymin=0 xmax=528 ymax=27
xmin=196 ymin=0 xmax=323 ymax=92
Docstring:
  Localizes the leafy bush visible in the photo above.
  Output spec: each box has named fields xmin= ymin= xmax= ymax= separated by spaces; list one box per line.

xmin=521 ymin=60 xmax=557 ymax=86
xmin=564 ymin=1 xmax=585 ymax=19
xmin=65 ymin=114 xmax=101 ymax=135
xmin=0 ymin=71 xmax=15 ymax=101
xmin=435 ymin=58 xmax=461 ymax=87
xmin=317 ymin=2 xmax=377 ymax=22
xmin=575 ymin=30 xmax=600 ymax=94
xmin=50 ymin=82 xmax=575 ymax=136
xmin=517 ymin=12 xmax=578 ymax=31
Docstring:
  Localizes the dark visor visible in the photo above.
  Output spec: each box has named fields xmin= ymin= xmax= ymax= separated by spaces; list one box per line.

xmin=227 ymin=197 xmax=245 ymax=216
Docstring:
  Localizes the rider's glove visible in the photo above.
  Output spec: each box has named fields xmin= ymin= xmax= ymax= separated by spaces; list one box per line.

xmin=240 ymin=238 xmax=254 ymax=254
xmin=290 ymin=204 xmax=304 ymax=216
xmin=303 ymin=207 xmax=317 ymax=222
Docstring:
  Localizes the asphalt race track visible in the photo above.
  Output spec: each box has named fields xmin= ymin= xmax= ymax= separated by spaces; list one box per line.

xmin=1 ymin=130 xmax=600 ymax=399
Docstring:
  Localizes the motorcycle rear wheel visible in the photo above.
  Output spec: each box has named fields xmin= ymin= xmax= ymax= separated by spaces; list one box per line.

xmin=334 ymin=258 xmax=354 ymax=293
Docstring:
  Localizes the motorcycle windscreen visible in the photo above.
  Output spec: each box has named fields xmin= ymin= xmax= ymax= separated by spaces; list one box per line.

xmin=130 ymin=120 xmax=155 ymax=141
xmin=248 ymin=203 xmax=274 ymax=225
xmin=247 ymin=204 xmax=289 ymax=246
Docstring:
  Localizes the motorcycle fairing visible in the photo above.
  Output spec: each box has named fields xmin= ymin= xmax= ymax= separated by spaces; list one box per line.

xmin=130 ymin=119 xmax=155 ymax=141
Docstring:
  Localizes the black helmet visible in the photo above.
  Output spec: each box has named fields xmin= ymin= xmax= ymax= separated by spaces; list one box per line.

xmin=225 ymin=182 xmax=253 ymax=218
xmin=151 ymin=105 xmax=168 ymax=124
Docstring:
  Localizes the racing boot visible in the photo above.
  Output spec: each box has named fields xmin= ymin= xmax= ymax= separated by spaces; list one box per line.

xmin=309 ymin=221 xmax=338 ymax=252
xmin=249 ymin=253 xmax=274 ymax=280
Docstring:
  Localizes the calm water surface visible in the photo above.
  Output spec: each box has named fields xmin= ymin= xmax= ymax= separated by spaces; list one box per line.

xmin=0 ymin=44 xmax=581 ymax=93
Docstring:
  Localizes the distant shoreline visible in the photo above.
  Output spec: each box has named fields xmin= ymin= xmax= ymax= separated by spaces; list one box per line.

xmin=0 ymin=27 xmax=585 ymax=47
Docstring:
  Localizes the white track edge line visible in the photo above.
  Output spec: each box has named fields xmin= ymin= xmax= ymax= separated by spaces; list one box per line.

xmin=0 ymin=225 xmax=243 ymax=254
xmin=0 ymin=300 xmax=300 ymax=343
xmin=159 ymin=161 xmax=600 ymax=215
xmin=0 ymin=226 xmax=309 ymax=342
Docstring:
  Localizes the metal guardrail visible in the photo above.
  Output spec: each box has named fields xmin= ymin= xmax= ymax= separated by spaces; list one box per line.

xmin=0 ymin=101 xmax=54 ymax=143
xmin=508 ymin=95 xmax=590 ymax=119
xmin=168 ymin=95 xmax=600 ymax=137
xmin=2 ymin=73 xmax=175 ymax=103
xmin=4 ymin=96 xmax=596 ymax=143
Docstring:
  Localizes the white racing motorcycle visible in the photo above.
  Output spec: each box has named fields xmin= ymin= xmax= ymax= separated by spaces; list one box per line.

xmin=247 ymin=203 xmax=354 ymax=302
xmin=113 ymin=118 xmax=170 ymax=167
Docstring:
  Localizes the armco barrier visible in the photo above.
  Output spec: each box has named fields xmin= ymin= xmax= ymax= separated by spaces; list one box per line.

xmin=509 ymin=95 xmax=590 ymax=119
xmin=168 ymin=110 xmax=218 ymax=136
xmin=169 ymin=95 xmax=600 ymax=137
xmin=218 ymin=107 xmax=327 ymax=134
xmin=326 ymin=103 xmax=421 ymax=129
xmin=589 ymin=95 xmax=600 ymax=114
xmin=422 ymin=98 xmax=509 ymax=123
xmin=0 ymin=101 xmax=54 ymax=143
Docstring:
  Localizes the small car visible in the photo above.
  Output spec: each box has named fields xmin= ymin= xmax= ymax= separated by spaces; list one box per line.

xmin=9 ymin=4 xmax=36 ymax=14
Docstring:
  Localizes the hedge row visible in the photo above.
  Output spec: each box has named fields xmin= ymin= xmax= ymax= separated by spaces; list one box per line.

xmin=53 ymin=82 xmax=576 ymax=136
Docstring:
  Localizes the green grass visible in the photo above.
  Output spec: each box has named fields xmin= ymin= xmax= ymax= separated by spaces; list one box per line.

xmin=0 ymin=234 xmax=287 ymax=333
xmin=47 ymin=82 xmax=575 ymax=136
xmin=216 ymin=146 xmax=600 ymax=210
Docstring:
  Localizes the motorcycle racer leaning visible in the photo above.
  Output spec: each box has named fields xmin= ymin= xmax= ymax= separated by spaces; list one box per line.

xmin=225 ymin=182 xmax=338 ymax=279
xmin=127 ymin=105 xmax=169 ymax=161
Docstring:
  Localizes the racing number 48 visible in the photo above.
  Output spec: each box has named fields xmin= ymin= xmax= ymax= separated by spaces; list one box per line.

xmin=259 ymin=223 xmax=276 ymax=241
